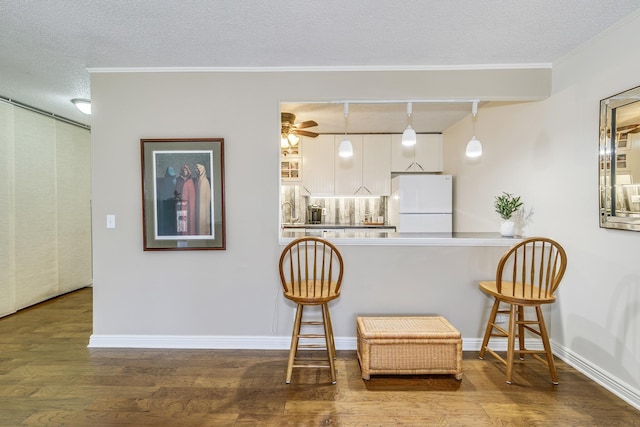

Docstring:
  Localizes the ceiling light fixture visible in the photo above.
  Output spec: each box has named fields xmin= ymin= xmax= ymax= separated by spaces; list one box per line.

xmin=401 ymin=102 xmax=417 ymax=146
xmin=71 ymin=98 xmax=91 ymax=115
xmin=287 ymin=132 xmax=299 ymax=146
xmin=338 ymin=102 xmax=353 ymax=158
xmin=466 ymin=101 xmax=482 ymax=158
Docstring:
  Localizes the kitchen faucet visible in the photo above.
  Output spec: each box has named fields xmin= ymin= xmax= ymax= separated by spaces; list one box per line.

xmin=281 ymin=201 xmax=299 ymax=224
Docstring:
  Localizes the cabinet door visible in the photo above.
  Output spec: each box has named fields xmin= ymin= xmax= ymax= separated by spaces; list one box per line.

xmin=302 ymin=135 xmax=335 ymax=196
xmin=414 ymin=134 xmax=443 ymax=172
xmin=391 ymin=134 xmax=415 ymax=172
xmin=362 ymin=134 xmax=391 ymax=195
xmin=334 ymin=135 xmax=363 ymax=195
xmin=391 ymin=134 xmax=443 ymax=172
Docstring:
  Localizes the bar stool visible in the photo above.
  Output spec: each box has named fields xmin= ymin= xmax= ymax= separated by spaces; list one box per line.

xmin=478 ymin=237 xmax=567 ymax=384
xmin=279 ymin=236 xmax=344 ymax=384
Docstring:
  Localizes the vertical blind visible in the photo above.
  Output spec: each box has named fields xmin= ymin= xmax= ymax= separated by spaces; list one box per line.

xmin=0 ymin=102 xmax=92 ymax=317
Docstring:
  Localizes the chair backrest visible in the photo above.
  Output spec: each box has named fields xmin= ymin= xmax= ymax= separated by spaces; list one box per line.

xmin=495 ymin=237 xmax=567 ymax=300
xmin=279 ymin=237 xmax=344 ymax=299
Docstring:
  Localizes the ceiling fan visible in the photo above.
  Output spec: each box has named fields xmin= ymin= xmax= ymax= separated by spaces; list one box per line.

xmin=281 ymin=112 xmax=318 ymax=148
xmin=617 ymin=124 xmax=640 ymax=134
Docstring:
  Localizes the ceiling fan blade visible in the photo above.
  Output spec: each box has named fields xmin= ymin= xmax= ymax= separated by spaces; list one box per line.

xmin=294 ymin=120 xmax=318 ymax=129
xmin=617 ymin=124 xmax=640 ymax=132
xmin=294 ymin=130 xmax=319 ymax=138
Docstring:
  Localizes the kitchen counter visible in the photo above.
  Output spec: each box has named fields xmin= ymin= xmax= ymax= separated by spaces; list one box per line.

xmin=280 ymin=230 xmax=522 ymax=247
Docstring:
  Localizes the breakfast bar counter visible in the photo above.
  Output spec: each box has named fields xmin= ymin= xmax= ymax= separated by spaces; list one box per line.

xmin=280 ymin=230 xmax=522 ymax=247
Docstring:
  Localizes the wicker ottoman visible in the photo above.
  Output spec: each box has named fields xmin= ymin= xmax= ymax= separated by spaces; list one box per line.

xmin=356 ymin=316 xmax=463 ymax=380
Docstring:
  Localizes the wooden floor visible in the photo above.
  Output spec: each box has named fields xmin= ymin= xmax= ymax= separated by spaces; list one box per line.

xmin=0 ymin=288 xmax=638 ymax=426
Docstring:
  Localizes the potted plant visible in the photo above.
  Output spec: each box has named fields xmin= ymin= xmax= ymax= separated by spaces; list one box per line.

xmin=494 ymin=192 xmax=523 ymax=236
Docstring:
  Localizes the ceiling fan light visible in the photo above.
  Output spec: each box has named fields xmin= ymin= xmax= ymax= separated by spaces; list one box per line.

xmin=71 ymin=98 xmax=91 ymax=115
xmin=402 ymin=125 xmax=417 ymax=146
xmin=466 ymin=136 xmax=482 ymax=158
xmin=287 ymin=133 xmax=299 ymax=146
xmin=338 ymin=138 xmax=353 ymax=158
xmin=280 ymin=134 xmax=290 ymax=148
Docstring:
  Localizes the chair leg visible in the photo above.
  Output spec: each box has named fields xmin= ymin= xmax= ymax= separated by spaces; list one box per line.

xmin=517 ymin=305 xmax=526 ymax=361
xmin=286 ymin=304 xmax=304 ymax=384
xmin=505 ymin=304 xmax=517 ymax=384
xmin=322 ymin=303 xmax=336 ymax=361
xmin=321 ymin=303 xmax=337 ymax=384
xmin=536 ymin=305 xmax=559 ymax=385
xmin=479 ymin=299 xmax=500 ymax=359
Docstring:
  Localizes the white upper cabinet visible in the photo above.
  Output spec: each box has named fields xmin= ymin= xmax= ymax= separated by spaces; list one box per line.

xmin=301 ymin=135 xmax=335 ymax=196
xmin=391 ymin=134 xmax=443 ymax=172
xmin=334 ymin=134 xmax=391 ymax=196
xmin=362 ymin=134 xmax=392 ymax=195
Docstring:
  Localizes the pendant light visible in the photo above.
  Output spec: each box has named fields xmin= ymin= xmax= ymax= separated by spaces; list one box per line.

xmin=338 ymin=102 xmax=353 ymax=158
xmin=466 ymin=101 xmax=482 ymax=158
xmin=401 ymin=102 xmax=417 ymax=146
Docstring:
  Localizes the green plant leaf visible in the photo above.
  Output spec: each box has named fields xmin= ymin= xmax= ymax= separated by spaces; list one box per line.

xmin=494 ymin=192 xmax=523 ymax=220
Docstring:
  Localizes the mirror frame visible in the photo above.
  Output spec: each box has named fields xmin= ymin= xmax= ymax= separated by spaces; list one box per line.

xmin=599 ymin=85 xmax=640 ymax=231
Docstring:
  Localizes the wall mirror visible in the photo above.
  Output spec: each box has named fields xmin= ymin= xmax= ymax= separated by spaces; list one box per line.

xmin=599 ymin=85 xmax=640 ymax=231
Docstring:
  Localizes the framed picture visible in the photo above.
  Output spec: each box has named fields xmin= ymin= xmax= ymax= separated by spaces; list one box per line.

xmin=140 ymin=138 xmax=225 ymax=250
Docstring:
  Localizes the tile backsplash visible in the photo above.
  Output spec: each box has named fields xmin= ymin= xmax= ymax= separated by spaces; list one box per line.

xmin=281 ymin=186 xmax=388 ymax=225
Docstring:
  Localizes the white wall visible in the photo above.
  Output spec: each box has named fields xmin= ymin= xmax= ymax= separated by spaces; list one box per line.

xmin=89 ymin=16 xmax=640 ymax=406
xmin=89 ymin=68 xmax=548 ymax=339
xmin=444 ymin=11 xmax=640 ymax=401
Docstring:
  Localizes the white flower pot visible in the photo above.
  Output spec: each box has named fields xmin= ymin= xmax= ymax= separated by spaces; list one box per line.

xmin=500 ymin=219 xmax=515 ymax=237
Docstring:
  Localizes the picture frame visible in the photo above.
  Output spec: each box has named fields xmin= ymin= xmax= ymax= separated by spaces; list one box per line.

xmin=140 ymin=138 xmax=225 ymax=250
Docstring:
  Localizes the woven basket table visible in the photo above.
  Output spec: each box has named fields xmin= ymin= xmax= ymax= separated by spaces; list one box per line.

xmin=356 ymin=316 xmax=463 ymax=380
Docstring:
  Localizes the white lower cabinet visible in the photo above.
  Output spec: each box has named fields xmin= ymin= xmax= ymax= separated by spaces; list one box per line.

xmin=391 ymin=134 xmax=443 ymax=172
xmin=334 ymin=134 xmax=391 ymax=196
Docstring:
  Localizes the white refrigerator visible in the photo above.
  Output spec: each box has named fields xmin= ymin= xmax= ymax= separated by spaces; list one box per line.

xmin=389 ymin=174 xmax=453 ymax=232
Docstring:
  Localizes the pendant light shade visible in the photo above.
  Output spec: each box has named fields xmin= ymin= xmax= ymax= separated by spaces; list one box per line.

xmin=339 ymin=102 xmax=353 ymax=158
xmin=402 ymin=125 xmax=417 ymax=146
xmin=466 ymin=136 xmax=482 ymax=158
xmin=401 ymin=102 xmax=417 ymax=146
xmin=338 ymin=137 xmax=353 ymax=157
xmin=466 ymin=101 xmax=483 ymax=158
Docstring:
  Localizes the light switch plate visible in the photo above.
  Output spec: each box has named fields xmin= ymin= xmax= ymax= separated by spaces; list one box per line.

xmin=106 ymin=214 xmax=116 ymax=229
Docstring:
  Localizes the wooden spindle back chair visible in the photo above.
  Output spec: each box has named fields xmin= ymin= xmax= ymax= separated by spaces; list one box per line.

xmin=279 ymin=237 xmax=344 ymax=384
xmin=478 ymin=237 xmax=567 ymax=384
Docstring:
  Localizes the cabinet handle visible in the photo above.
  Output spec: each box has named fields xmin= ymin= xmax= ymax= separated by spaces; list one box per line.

xmin=303 ymin=186 xmax=311 ymax=195
xmin=405 ymin=162 xmax=415 ymax=171
xmin=363 ymin=186 xmax=372 ymax=195
xmin=416 ymin=163 xmax=425 ymax=171
xmin=353 ymin=186 xmax=363 ymax=195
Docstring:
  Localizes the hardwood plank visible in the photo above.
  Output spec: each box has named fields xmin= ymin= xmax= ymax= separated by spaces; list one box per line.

xmin=0 ymin=287 xmax=638 ymax=427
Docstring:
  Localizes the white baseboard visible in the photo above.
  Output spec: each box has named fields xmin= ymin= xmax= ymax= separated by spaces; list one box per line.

xmin=88 ymin=334 xmax=639 ymax=411
xmin=87 ymin=335 xmax=523 ymax=351
xmin=88 ymin=334 xmax=357 ymax=350
xmin=551 ymin=341 xmax=640 ymax=411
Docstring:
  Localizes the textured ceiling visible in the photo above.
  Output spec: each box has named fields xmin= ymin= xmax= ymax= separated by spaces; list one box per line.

xmin=1 ymin=0 xmax=640 ymax=128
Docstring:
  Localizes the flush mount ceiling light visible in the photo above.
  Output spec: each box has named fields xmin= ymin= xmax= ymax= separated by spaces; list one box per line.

xmin=71 ymin=98 xmax=91 ymax=115
xmin=466 ymin=101 xmax=482 ymax=158
xmin=401 ymin=102 xmax=417 ymax=147
xmin=338 ymin=102 xmax=353 ymax=158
